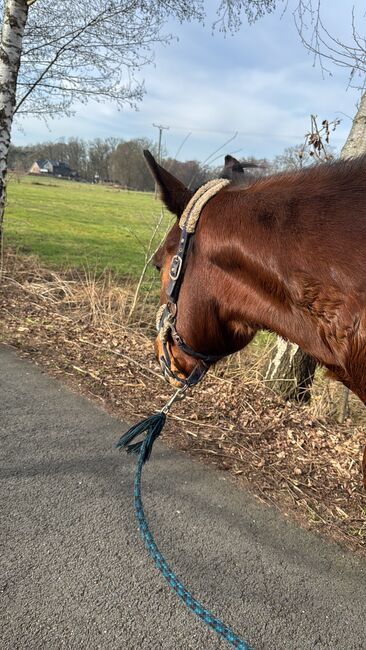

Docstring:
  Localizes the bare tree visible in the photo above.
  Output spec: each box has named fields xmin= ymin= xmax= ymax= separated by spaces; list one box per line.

xmin=109 ymin=138 xmax=158 ymax=190
xmin=272 ymin=144 xmax=311 ymax=172
xmin=14 ymin=2 xmax=199 ymax=118
xmin=0 ymin=0 xmax=278 ymax=270
xmin=0 ymin=0 xmax=29 ymax=271
xmin=87 ymin=138 xmax=116 ymax=183
xmin=293 ymin=1 xmax=366 ymax=88
xmin=272 ymin=116 xmax=339 ymax=173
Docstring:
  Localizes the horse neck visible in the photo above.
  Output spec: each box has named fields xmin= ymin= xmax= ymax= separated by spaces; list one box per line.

xmin=198 ymin=188 xmax=338 ymax=367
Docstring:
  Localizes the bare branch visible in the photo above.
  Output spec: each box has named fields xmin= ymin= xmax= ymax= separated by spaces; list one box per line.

xmin=293 ymin=1 xmax=366 ymax=88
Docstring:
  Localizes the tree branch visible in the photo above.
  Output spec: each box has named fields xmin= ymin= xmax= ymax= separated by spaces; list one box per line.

xmin=14 ymin=10 xmax=114 ymax=114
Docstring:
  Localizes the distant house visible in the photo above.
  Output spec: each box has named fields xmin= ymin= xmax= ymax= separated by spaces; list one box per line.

xmin=29 ymin=159 xmax=77 ymax=179
xmin=29 ymin=159 xmax=52 ymax=174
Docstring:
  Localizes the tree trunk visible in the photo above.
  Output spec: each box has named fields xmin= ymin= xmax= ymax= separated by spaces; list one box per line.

xmin=266 ymin=91 xmax=366 ymax=404
xmin=265 ymin=338 xmax=316 ymax=404
xmin=340 ymin=91 xmax=366 ymax=159
xmin=0 ymin=0 xmax=29 ymax=271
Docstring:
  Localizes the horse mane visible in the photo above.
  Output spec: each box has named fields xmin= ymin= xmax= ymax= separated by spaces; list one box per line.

xmin=233 ymin=154 xmax=366 ymax=194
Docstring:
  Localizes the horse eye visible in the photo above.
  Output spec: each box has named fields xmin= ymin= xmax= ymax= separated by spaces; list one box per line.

xmin=152 ymin=249 xmax=164 ymax=273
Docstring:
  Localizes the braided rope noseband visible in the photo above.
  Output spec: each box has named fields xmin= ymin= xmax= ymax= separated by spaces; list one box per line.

xmin=179 ymin=177 xmax=230 ymax=232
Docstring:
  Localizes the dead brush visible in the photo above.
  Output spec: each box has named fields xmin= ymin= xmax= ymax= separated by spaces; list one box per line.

xmin=2 ymin=251 xmax=76 ymax=304
xmin=1 ymin=248 xmax=365 ymax=554
xmin=2 ymin=249 xmax=364 ymax=425
xmin=63 ymin=266 xmax=133 ymax=329
xmin=216 ymin=327 xmax=366 ymax=426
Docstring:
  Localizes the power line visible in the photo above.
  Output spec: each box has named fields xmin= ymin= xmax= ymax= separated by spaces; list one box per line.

xmin=154 ymin=123 xmax=345 ymax=142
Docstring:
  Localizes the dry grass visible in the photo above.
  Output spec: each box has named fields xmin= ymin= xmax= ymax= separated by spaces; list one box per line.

xmin=0 ymin=249 xmax=365 ymax=556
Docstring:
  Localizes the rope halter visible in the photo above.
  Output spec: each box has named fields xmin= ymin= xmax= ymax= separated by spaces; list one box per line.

xmin=156 ymin=178 xmax=230 ymax=387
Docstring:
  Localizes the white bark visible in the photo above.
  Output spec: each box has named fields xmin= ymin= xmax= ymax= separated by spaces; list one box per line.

xmin=265 ymin=339 xmax=316 ymax=404
xmin=340 ymin=91 xmax=366 ymax=159
xmin=0 ymin=0 xmax=29 ymax=260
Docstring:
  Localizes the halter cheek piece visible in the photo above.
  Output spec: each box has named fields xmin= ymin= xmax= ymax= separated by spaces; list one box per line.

xmin=156 ymin=178 xmax=230 ymax=387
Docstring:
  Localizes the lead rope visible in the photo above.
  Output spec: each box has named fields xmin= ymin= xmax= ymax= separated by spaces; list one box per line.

xmin=116 ymin=388 xmax=252 ymax=650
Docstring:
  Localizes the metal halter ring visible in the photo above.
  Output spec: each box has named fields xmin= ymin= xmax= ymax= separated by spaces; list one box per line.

xmin=169 ymin=255 xmax=183 ymax=281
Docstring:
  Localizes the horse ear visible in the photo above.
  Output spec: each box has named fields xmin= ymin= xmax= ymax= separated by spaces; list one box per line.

xmin=143 ymin=150 xmax=193 ymax=217
xmin=221 ymin=155 xmax=245 ymax=179
xmin=221 ymin=155 xmax=260 ymax=181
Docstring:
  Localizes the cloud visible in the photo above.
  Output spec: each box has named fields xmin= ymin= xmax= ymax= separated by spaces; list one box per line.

xmin=12 ymin=1 xmax=361 ymax=162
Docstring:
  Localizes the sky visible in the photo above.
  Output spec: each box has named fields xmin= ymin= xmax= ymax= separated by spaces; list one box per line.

xmin=12 ymin=1 xmax=364 ymax=164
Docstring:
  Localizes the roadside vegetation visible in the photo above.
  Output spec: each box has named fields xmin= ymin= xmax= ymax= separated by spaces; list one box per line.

xmin=0 ymin=175 xmax=365 ymax=555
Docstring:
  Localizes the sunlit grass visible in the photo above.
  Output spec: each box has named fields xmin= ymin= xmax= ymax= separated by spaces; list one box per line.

xmin=5 ymin=175 xmax=172 ymax=278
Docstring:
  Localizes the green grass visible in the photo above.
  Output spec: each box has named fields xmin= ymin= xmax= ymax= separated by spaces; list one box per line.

xmin=5 ymin=175 xmax=173 ymax=277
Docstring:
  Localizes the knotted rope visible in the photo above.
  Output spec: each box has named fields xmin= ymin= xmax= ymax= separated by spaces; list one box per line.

xmin=116 ymin=390 xmax=252 ymax=650
xmin=179 ymin=178 xmax=230 ymax=233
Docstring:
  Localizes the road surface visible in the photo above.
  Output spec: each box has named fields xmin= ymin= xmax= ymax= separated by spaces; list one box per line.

xmin=1 ymin=345 xmax=365 ymax=649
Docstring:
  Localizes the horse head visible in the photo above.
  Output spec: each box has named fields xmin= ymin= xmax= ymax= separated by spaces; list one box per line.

xmin=145 ymin=150 xmax=366 ymax=488
xmin=144 ymin=150 xmax=257 ymax=387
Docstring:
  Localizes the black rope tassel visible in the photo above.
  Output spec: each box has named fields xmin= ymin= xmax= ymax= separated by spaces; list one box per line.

xmin=116 ymin=386 xmax=188 ymax=464
xmin=115 ymin=412 xmax=166 ymax=464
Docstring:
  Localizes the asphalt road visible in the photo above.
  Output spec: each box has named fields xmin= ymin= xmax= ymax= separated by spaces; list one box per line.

xmin=1 ymin=344 xmax=365 ymax=650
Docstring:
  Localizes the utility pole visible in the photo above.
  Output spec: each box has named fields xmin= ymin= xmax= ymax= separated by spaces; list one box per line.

xmin=153 ymin=123 xmax=169 ymax=197
xmin=153 ymin=123 xmax=169 ymax=163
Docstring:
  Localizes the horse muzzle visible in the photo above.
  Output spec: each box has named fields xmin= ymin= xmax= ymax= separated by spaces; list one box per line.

xmin=155 ymin=303 xmax=220 ymax=388
xmin=155 ymin=335 xmax=199 ymax=388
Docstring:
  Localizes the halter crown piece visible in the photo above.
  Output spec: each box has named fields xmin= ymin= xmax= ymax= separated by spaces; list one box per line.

xmin=116 ymin=177 xmax=250 ymax=650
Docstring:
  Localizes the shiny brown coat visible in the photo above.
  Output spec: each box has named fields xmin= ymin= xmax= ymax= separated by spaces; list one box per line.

xmin=145 ymin=151 xmax=366 ymax=484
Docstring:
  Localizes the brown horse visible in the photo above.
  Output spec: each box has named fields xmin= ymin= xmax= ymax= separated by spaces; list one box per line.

xmin=144 ymin=150 xmax=366 ymax=484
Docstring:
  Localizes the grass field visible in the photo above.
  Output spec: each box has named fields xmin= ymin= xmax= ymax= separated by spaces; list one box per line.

xmin=5 ymin=175 xmax=173 ymax=278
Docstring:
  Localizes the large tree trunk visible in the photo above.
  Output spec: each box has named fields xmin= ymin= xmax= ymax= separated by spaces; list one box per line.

xmin=340 ymin=91 xmax=366 ymax=159
xmin=266 ymin=91 xmax=366 ymax=404
xmin=0 ymin=0 xmax=29 ymax=270
xmin=265 ymin=339 xmax=316 ymax=404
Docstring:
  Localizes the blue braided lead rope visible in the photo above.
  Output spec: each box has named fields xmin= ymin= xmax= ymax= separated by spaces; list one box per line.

xmin=132 ymin=435 xmax=252 ymax=650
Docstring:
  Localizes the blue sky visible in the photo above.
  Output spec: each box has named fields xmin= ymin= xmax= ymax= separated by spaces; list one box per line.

xmin=12 ymin=1 xmax=363 ymax=164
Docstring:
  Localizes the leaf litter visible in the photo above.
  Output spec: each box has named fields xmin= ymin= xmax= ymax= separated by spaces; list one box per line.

xmin=0 ymin=251 xmax=365 ymax=555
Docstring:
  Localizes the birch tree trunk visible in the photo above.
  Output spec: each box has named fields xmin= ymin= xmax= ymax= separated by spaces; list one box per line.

xmin=340 ymin=91 xmax=366 ymax=159
xmin=265 ymin=339 xmax=316 ymax=404
xmin=0 ymin=0 xmax=29 ymax=271
xmin=266 ymin=90 xmax=366 ymax=405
